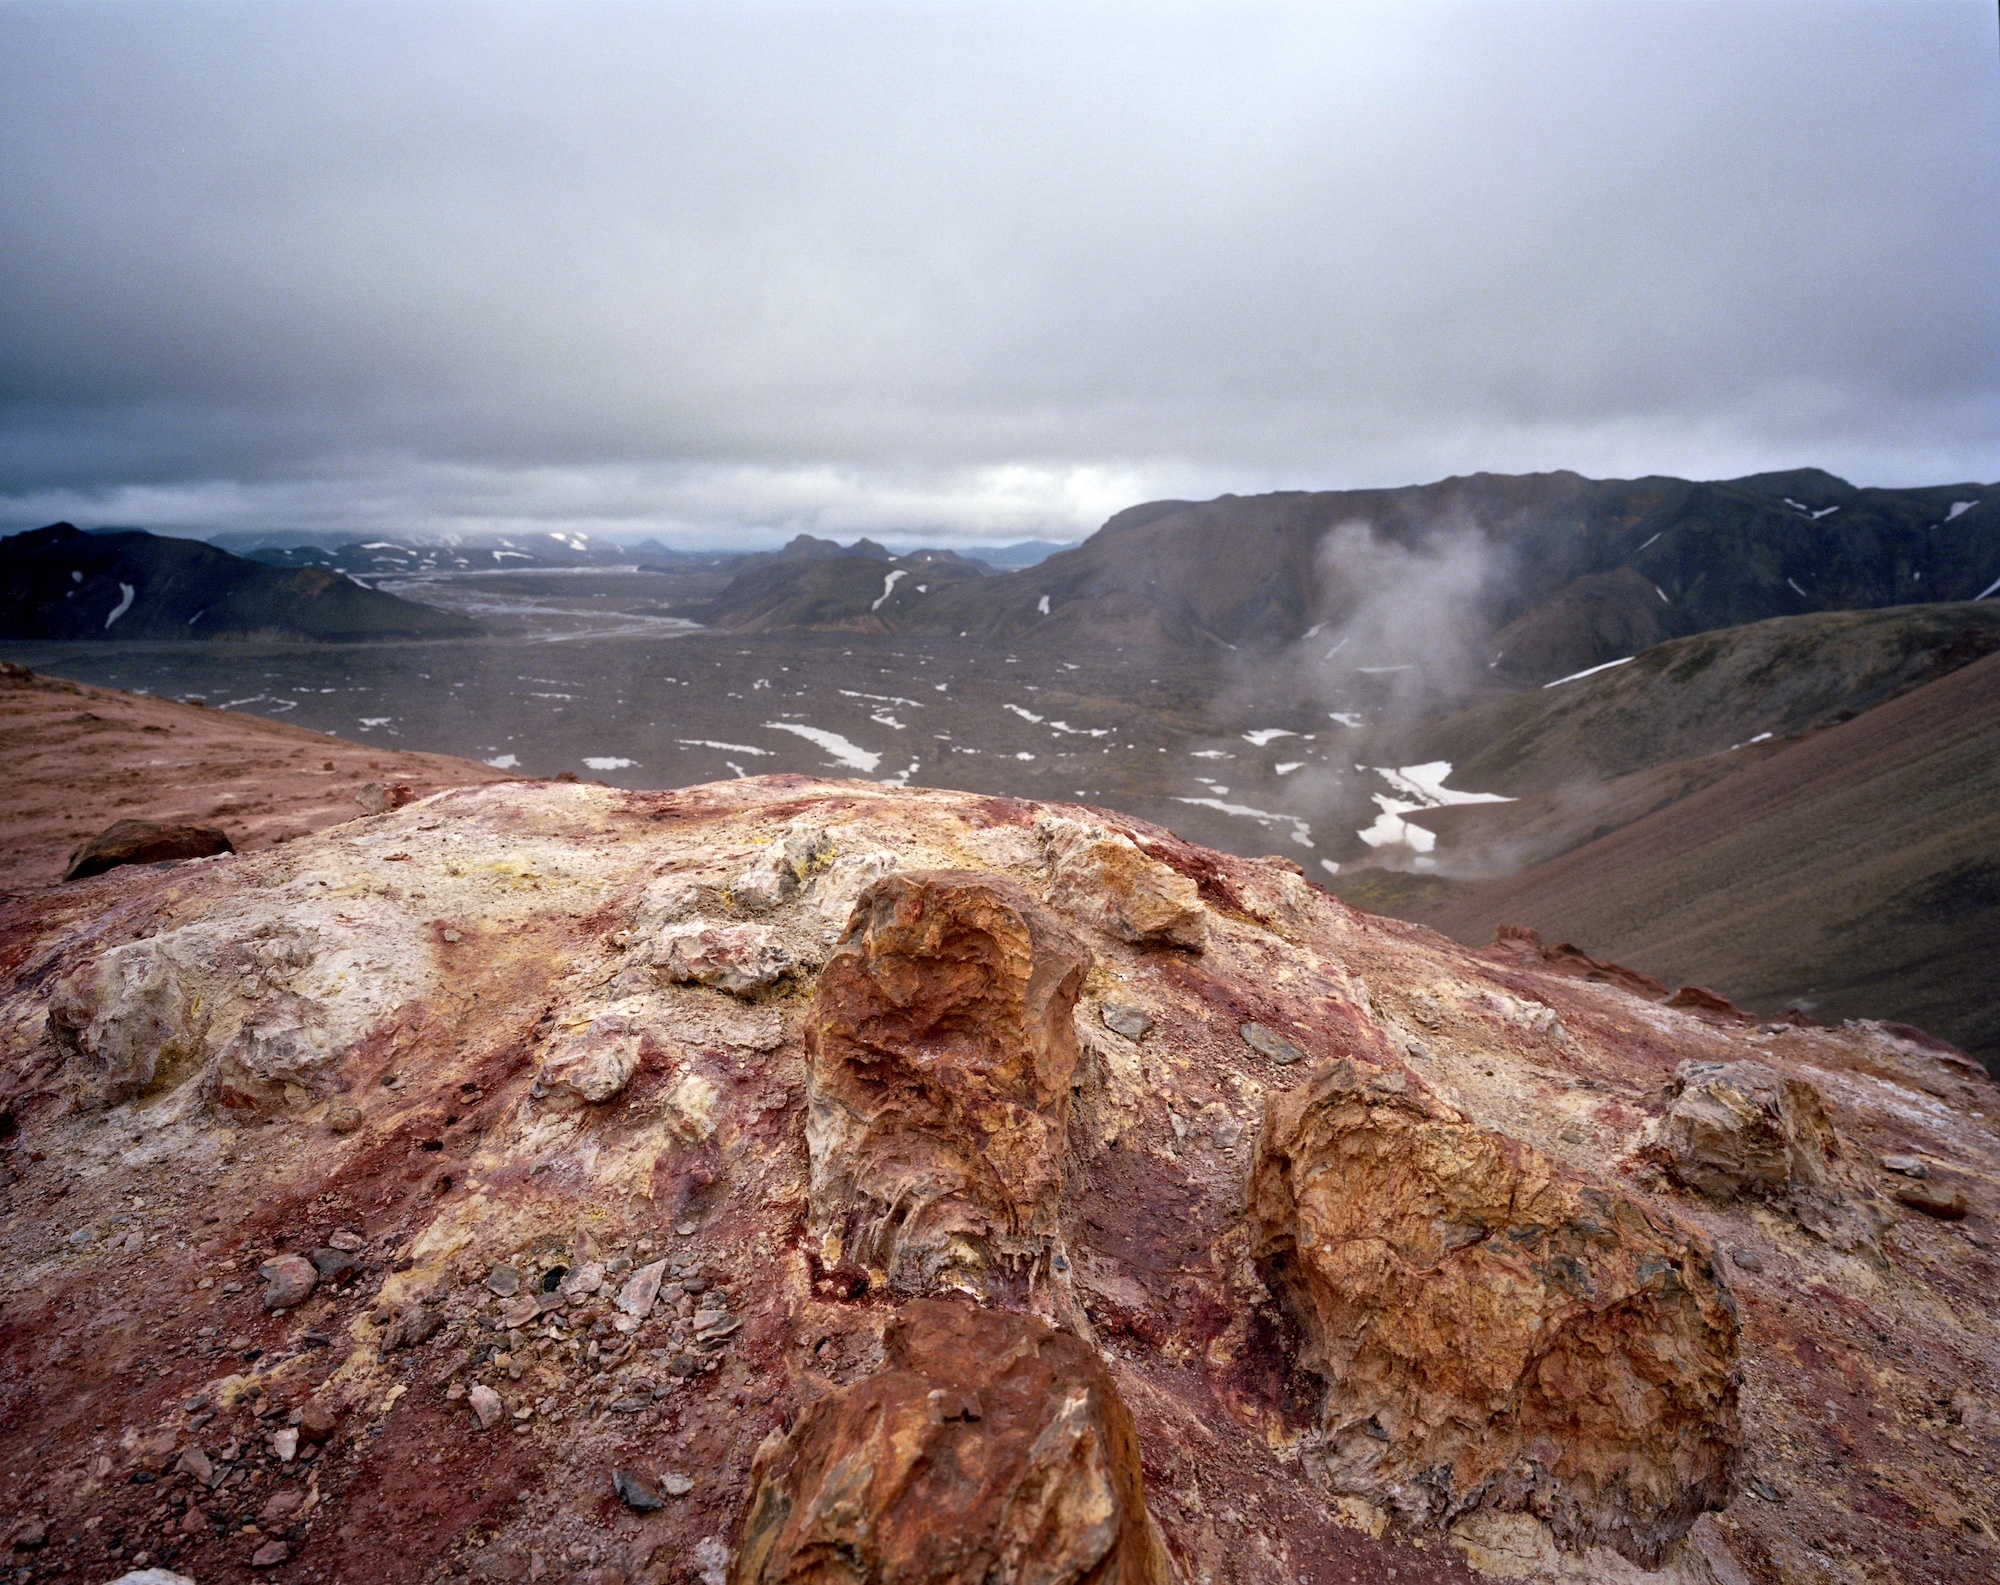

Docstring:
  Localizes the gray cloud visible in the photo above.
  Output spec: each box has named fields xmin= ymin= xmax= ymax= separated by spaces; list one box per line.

xmin=3 ymin=1 xmax=1995 ymax=545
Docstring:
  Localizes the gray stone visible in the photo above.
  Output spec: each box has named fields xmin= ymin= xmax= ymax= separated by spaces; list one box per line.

xmin=660 ymin=1473 xmax=693 ymax=1497
xmin=616 ymin=1258 xmax=668 ymax=1317
xmin=612 ymin=1469 xmax=663 ymax=1511
xmin=1239 ymin=1021 xmax=1304 ymax=1065
xmin=258 ymin=1253 xmax=318 ymax=1311
xmin=487 ymin=1262 xmax=520 ymax=1296
xmin=1881 ymin=1154 xmax=1930 ymax=1178
xmin=1729 ymin=1247 xmax=1763 ymax=1273
xmin=1100 ymin=1002 xmax=1152 ymax=1041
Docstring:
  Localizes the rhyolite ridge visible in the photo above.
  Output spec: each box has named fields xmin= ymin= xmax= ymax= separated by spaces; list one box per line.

xmin=0 ymin=776 xmax=1995 ymax=1584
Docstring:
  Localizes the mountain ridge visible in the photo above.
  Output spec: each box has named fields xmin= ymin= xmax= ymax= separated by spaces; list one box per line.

xmin=0 ymin=523 xmax=482 ymax=643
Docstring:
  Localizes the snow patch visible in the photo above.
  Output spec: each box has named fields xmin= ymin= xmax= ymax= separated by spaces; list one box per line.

xmin=870 ymin=570 xmax=908 ymax=612
xmin=764 ymin=722 xmax=880 ymax=773
xmin=583 ymin=757 xmax=636 ymax=771
xmin=1357 ymin=798 xmax=1437 ymax=854
xmin=1004 ymin=704 xmax=1045 ymax=724
xmin=1173 ymin=796 xmax=1314 ymax=848
xmin=1946 ymin=500 xmax=1977 ymax=521
xmin=1037 ymin=594 xmax=1051 ymax=616
xmin=677 ymin=738 xmax=771 ymax=755
xmin=1242 ymin=729 xmax=1297 ymax=746
xmin=1372 ymin=761 xmax=1514 ymax=808
xmin=104 ymin=581 xmax=135 ymax=629
xmin=1541 ymin=656 xmax=1634 ymax=689
xmin=484 ymin=754 xmax=520 ymax=769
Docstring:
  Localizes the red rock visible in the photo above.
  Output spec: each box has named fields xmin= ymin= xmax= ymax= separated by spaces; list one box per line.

xmin=1666 ymin=984 xmax=1760 ymax=1023
xmin=295 ymin=1401 xmax=337 ymax=1445
xmin=733 ymin=1300 xmax=1173 ymax=1585
xmin=805 ymin=870 xmax=1088 ymax=1293
xmin=1485 ymin=922 xmax=1670 ymax=999
xmin=1895 ymin=1180 xmax=1970 ymax=1219
xmin=62 ymin=818 xmax=234 ymax=881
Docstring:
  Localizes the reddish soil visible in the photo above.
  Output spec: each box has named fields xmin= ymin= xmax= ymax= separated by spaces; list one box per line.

xmin=0 ymin=663 xmax=516 ymax=894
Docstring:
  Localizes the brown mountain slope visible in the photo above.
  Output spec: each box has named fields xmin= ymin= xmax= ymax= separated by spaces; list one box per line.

xmin=0 ymin=663 xmax=515 ymax=893
xmin=0 ymin=777 xmax=1996 ymax=1583
xmin=898 ymin=470 xmax=2000 ymax=682
xmin=1416 ymin=650 xmax=2000 ymax=1067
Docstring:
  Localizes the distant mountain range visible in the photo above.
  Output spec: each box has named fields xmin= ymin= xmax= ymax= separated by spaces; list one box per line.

xmin=0 ymin=523 xmax=480 ymax=642
xmin=686 ymin=468 xmax=1998 ymax=682
xmin=212 ymin=528 xmax=1078 ymax=578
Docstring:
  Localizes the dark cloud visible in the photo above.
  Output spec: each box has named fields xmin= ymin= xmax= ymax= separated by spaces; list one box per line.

xmin=2 ymin=1 xmax=1995 ymax=545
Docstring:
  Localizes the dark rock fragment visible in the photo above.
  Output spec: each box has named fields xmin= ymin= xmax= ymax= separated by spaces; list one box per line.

xmin=63 ymin=819 xmax=233 ymax=882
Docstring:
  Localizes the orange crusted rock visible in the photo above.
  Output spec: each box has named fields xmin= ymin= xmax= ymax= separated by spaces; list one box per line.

xmin=1249 ymin=1051 xmax=1741 ymax=1566
xmin=732 ymin=1299 xmax=1174 ymax=1585
xmin=805 ymin=870 xmax=1089 ymax=1294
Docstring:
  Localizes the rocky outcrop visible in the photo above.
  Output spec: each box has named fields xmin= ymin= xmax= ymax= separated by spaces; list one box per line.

xmin=805 ymin=871 xmax=1088 ymax=1294
xmin=1662 ymin=1059 xmax=1892 ymax=1261
xmin=46 ymin=937 xmax=211 ymax=1107
xmin=62 ymin=818 xmax=234 ymax=882
xmin=1663 ymin=1060 xmax=1836 ymax=1200
xmin=1039 ymin=817 xmax=1206 ymax=951
xmin=1 ymin=776 xmax=1996 ymax=1585
xmin=1250 ymin=1052 xmax=1740 ymax=1565
xmin=733 ymin=1300 xmax=1173 ymax=1585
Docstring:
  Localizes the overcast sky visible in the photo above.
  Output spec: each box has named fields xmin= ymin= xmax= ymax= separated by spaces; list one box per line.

xmin=2 ymin=1 xmax=1996 ymax=548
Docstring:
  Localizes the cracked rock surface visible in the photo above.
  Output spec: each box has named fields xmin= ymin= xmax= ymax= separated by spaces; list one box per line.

xmin=0 ymin=776 xmax=1996 ymax=1585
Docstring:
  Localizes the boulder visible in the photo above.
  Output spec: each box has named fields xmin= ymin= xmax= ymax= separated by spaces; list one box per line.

xmin=536 ymin=1025 xmax=641 ymax=1106
xmin=63 ymin=818 xmax=232 ymax=882
xmin=1663 ymin=1059 xmax=1836 ymax=1200
xmin=731 ymin=823 xmax=834 ymax=911
xmin=46 ymin=939 xmax=210 ymax=1107
xmin=1250 ymin=1053 xmax=1740 ymax=1566
xmin=355 ymin=781 xmax=416 ymax=815
xmin=1039 ymin=818 xmax=1205 ymax=951
xmin=732 ymin=1300 xmax=1174 ymax=1585
xmin=258 ymin=1253 xmax=319 ymax=1311
xmin=805 ymin=870 xmax=1088 ymax=1292
xmin=656 ymin=922 xmax=798 ymax=996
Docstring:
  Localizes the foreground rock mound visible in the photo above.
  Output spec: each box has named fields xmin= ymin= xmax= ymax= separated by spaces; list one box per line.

xmin=1251 ymin=1054 xmax=1740 ymax=1565
xmin=0 ymin=776 xmax=1995 ymax=1585
xmin=806 ymin=871 xmax=1088 ymax=1293
xmin=733 ymin=1300 xmax=1173 ymax=1585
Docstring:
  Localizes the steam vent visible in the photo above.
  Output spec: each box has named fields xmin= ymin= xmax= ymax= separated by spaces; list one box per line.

xmin=2 ymin=777 xmax=1996 ymax=1584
